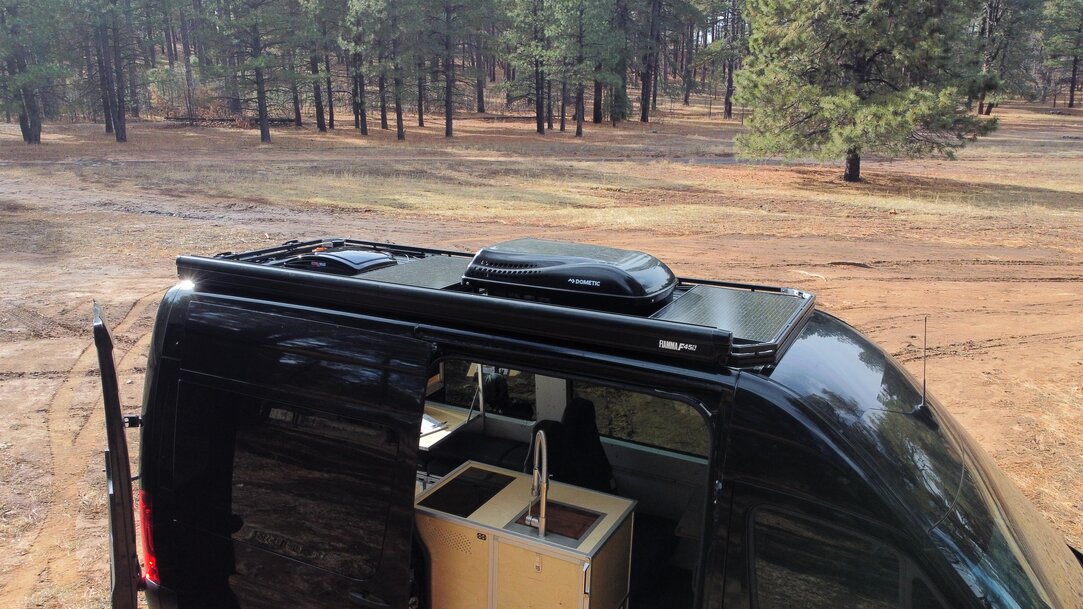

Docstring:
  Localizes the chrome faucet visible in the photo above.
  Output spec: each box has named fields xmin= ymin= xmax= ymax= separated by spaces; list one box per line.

xmin=525 ymin=429 xmax=548 ymax=538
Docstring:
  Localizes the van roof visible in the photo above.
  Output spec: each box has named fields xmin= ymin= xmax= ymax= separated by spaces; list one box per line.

xmin=179 ymin=238 xmax=816 ymax=370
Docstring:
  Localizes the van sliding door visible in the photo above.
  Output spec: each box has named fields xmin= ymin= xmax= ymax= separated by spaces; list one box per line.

xmin=170 ymin=300 xmax=434 ymax=609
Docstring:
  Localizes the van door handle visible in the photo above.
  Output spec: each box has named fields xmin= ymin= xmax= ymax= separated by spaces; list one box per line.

xmin=348 ymin=590 xmax=389 ymax=609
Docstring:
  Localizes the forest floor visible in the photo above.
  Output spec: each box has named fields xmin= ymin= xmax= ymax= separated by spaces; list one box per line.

xmin=0 ymin=102 xmax=1081 ymax=608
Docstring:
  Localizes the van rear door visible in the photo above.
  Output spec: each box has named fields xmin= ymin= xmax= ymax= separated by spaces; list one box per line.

xmin=167 ymin=299 xmax=436 ymax=609
xmin=92 ymin=304 xmax=142 ymax=609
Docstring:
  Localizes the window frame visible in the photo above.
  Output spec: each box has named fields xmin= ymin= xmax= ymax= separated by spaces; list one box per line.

xmin=429 ymin=354 xmax=715 ymax=456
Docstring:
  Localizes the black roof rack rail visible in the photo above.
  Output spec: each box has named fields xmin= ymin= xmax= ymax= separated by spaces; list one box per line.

xmin=177 ymin=239 xmax=816 ymax=371
xmin=214 ymin=238 xmax=468 ymax=263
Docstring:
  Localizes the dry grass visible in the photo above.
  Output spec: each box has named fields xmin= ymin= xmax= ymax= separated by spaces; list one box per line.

xmin=997 ymin=380 xmax=1083 ymax=548
xmin=4 ymin=102 xmax=1080 ymax=252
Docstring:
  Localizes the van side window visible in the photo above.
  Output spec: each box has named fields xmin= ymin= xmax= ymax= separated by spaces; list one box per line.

xmin=572 ymin=381 xmax=709 ymax=457
xmin=172 ymin=382 xmax=398 ymax=580
xmin=752 ymin=508 xmax=900 ymax=609
xmin=439 ymin=360 xmax=536 ymax=420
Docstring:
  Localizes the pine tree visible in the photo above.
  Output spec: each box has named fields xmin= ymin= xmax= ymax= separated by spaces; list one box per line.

xmin=973 ymin=0 xmax=1045 ymax=115
xmin=1 ymin=0 xmax=66 ymax=143
xmin=549 ymin=0 xmax=618 ymax=135
xmin=1044 ymin=0 xmax=1083 ymax=107
xmin=737 ymin=0 xmax=996 ymax=181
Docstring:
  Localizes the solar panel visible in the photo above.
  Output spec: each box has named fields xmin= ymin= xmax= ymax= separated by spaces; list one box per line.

xmin=650 ymin=285 xmax=806 ymax=344
xmin=360 ymin=255 xmax=470 ymax=289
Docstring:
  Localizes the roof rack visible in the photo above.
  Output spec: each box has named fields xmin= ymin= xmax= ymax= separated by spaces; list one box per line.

xmin=177 ymin=238 xmax=815 ymax=370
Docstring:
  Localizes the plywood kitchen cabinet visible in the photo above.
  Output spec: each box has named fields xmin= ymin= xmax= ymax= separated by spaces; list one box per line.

xmin=415 ymin=462 xmax=635 ymax=609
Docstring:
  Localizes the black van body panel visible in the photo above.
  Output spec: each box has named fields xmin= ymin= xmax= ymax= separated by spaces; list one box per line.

xmin=138 ymin=286 xmax=435 ymax=609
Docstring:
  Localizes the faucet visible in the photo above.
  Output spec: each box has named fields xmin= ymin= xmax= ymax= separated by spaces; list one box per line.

xmin=525 ymin=430 xmax=548 ymax=538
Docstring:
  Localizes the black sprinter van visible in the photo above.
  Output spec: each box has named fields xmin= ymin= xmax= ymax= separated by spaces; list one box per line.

xmin=95 ymin=238 xmax=1083 ymax=609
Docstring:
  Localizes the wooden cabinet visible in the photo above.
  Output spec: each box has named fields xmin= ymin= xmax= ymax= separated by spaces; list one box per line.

xmin=416 ymin=462 xmax=635 ymax=609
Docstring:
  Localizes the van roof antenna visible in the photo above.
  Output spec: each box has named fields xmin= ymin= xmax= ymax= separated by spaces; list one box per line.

xmin=921 ymin=315 xmax=928 ymax=407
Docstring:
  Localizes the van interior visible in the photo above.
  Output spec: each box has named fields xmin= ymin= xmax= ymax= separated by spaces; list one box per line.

xmin=415 ymin=360 xmax=710 ymax=609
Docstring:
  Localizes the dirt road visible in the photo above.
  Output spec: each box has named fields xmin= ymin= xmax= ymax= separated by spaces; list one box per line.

xmin=0 ymin=112 xmax=1080 ymax=608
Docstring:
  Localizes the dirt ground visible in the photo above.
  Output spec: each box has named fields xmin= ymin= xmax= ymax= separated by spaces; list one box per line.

xmin=0 ymin=103 xmax=1080 ymax=608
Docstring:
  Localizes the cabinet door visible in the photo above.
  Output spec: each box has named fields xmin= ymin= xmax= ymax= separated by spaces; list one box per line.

xmin=494 ymin=538 xmax=585 ymax=609
xmin=415 ymin=514 xmax=490 ymax=609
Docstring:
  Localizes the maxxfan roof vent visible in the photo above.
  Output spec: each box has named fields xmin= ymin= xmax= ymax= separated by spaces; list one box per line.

xmin=462 ymin=238 xmax=677 ymax=313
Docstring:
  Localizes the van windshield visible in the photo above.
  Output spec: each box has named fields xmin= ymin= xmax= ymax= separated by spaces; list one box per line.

xmin=771 ymin=312 xmax=1083 ymax=608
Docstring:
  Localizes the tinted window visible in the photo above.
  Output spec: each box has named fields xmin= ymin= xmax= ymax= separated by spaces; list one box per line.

xmin=441 ymin=360 xmax=536 ymax=420
xmin=173 ymin=382 xmax=398 ymax=579
xmin=753 ymin=509 xmax=900 ymax=609
xmin=771 ymin=312 xmax=1083 ymax=607
xmin=573 ymin=381 xmax=708 ymax=457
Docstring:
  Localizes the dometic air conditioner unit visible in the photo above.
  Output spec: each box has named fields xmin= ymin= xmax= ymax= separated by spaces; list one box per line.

xmin=462 ymin=239 xmax=677 ymax=313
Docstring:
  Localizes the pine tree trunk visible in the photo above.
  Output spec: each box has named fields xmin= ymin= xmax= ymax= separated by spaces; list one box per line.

xmin=560 ymin=81 xmax=567 ymax=132
xmin=392 ymin=16 xmax=405 ymax=141
xmin=535 ymin=62 xmax=545 ymax=134
xmin=651 ymin=49 xmax=659 ymax=111
xmin=1069 ymin=54 xmax=1079 ymax=108
xmin=310 ymin=55 xmax=326 ymax=131
xmin=640 ymin=0 xmax=661 ymax=122
xmin=253 ymin=27 xmax=270 ymax=143
xmin=163 ymin=10 xmax=175 ymax=69
xmin=109 ymin=7 xmax=127 ymax=142
xmin=417 ymin=58 xmax=425 ymax=127
xmin=94 ymin=29 xmax=115 ymax=133
xmin=378 ymin=69 xmax=388 ymax=129
xmin=575 ymin=84 xmax=584 ymax=137
xmin=226 ymin=53 xmax=242 ymax=116
xmin=682 ymin=22 xmax=694 ymax=105
xmin=291 ymin=79 xmax=303 ymax=127
xmin=474 ymin=43 xmax=485 ymax=113
xmin=592 ymin=79 xmax=602 ymax=123
xmin=547 ymin=79 xmax=553 ymax=130
xmin=844 ymin=150 xmax=861 ymax=182
xmin=12 ymin=56 xmax=41 ymax=143
xmin=445 ymin=33 xmax=454 ymax=137
xmin=723 ymin=61 xmax=734 ymax=119
xmin=325 ymin=53 xmax=335 ymax=129
xmin=349 ymin=55 xmax=359 ymax=129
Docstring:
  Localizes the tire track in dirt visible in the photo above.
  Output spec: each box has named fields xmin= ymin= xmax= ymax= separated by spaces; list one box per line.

xmin=893 ymin=331 xmax=1083 ymax=363
xmin=0 ymin=291 xmax=162 ymax=609
xmin=855 ymin=298 xmax=1083 ymax=335
xmin=0 ymin=305 xmax=85 ymax=341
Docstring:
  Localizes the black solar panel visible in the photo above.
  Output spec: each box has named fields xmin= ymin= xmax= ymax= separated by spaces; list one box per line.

xmin=360 ymin=255 xmax=470 ymax=289
xmin=650 ymin=285 xmax=806 ymax=344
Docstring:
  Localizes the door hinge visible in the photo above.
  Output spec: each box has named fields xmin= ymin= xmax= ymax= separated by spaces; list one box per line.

xmin=123 ymin=415 xmax=142 ymax=428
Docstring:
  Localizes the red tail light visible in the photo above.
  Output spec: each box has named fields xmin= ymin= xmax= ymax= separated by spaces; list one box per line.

xmin=138 ymin=490 xmax=159 ymax=585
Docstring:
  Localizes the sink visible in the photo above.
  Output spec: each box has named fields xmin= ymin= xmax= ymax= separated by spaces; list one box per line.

xmin=504 ymin=500 xmax=603 ymax=549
